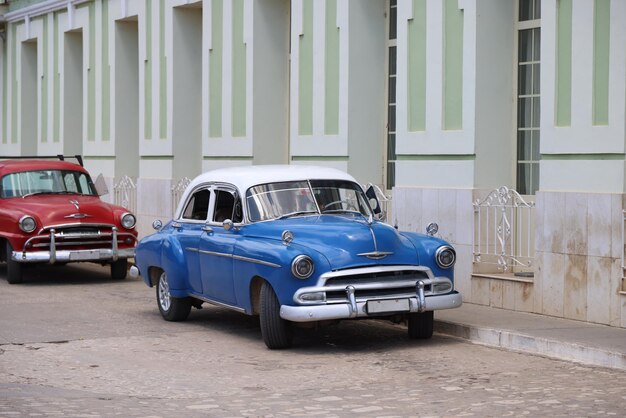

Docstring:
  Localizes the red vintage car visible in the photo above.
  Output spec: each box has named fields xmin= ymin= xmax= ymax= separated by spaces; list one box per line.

xmin=0 ymin=156 xmax=137 ymax=283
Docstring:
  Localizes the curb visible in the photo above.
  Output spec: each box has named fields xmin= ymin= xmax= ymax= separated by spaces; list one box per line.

xmin=434 ymin=320 xmax=626 ymax=371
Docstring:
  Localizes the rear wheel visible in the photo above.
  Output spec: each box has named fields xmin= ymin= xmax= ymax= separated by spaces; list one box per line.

xmin=110 ymin=259 xmax=128 ymax=280
xmin=156 ymin=271 xmax=191 ymax=321
xmin=5 ymin=242 xmax=23 ymax=284
xmin=408 ymin=311 xmax=434 ymax=339
xmin=259 ymin=281 xmax=292 ymax=349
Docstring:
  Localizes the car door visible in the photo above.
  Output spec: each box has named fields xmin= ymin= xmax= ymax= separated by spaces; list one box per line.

xmin=198 ymin=186 xmax=241 ymax=305
xmin=174 ymin=186 xmax=211 ymax=295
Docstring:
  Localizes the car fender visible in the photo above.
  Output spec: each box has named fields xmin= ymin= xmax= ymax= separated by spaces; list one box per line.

xmin=232 ymin=238 xmax=331 ymax=311
xmin=400 ymin=231 xmax=455 ymax=281
xmin=136 ymin=231 xmax=190 ymax=297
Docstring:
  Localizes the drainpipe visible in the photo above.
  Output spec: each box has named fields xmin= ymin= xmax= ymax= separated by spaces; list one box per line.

xmin=0 ymin=9 xmax=6 ymax=44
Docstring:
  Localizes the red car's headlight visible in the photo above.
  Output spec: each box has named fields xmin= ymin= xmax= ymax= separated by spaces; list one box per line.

xmin=120 ymin=213 xmax=137 ymax=229
xmin=19 ymin=216 xmax=37 ymax=233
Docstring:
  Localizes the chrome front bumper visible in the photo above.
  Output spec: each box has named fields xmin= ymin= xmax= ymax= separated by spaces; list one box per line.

xmin=12 ymin=248 xmax=135 ymax=264
xmin=280 ymin=291 xmax=462 ymax=322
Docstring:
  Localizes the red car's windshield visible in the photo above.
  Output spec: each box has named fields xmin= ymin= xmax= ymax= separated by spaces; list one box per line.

xmin=0 ymin=170 xmax=98 ymax=198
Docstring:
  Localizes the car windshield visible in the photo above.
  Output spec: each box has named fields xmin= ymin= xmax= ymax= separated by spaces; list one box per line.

xmin=0 ymin=170 xmax=98 ymax=198
xmin=246 ymin=179 xmax=372 ymax=222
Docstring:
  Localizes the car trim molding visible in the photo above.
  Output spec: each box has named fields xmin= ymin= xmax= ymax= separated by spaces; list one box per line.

xmin=187 ymin=247 xmax=281 ymax=268
xmin=191 ymin=294 xmax=247 ymax=313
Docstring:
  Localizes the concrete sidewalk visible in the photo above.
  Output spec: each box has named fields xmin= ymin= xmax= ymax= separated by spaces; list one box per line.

xmin=434 ymin=303 xmax=626 ymax=371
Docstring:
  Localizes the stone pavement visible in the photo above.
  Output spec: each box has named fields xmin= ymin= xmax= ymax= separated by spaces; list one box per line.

xmin=434 ymin=302 xmax=626 ymax=371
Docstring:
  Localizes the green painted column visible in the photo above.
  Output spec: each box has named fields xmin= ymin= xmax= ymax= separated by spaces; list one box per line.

xmin=443 ymin=0 xmax=463 ymax=130
xmin=407 ymin=0 xmax=426 ymax=132
xmin=593 ymin=0 xmax=610 ymax=126
xmin=232 ymin=0 xmax=246 ymax=137
xmin=144 ymin=0 xmax=152 ymax=139
xmin=299 ymin=0 xmax=313 ymax=136
xmin=556 ymin=0 xmax=572 ymax=127
xmin=209 ymin=0 xmax=223 ymax=138
xmin=324 ymin=0 xmax=339 ymax=135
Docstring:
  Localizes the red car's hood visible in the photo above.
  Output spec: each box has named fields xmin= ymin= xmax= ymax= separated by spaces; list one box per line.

xmin=4 ymin=194 xmax=120 ymax=228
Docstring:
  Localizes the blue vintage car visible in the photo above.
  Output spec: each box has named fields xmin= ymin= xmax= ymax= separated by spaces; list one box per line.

xmin=132 ymin=165 xmax=462 ymax=348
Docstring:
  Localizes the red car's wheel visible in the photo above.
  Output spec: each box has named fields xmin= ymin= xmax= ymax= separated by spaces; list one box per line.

xmin=110 ymin=259 xmax=128 ymax=280
xmin=5 ymin=242 xmax=23 ymax=284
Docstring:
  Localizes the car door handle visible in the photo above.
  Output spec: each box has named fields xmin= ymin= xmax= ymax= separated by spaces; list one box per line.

xmin=202 ymin=226 xmax=213 ymax=233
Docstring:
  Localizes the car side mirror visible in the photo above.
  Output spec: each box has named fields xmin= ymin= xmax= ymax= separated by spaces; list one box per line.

xmin=94 ymin=174 xmax=109 ymax=196
xmin=365 ymin=184 xmax=386 ymax=221
xmin=152 ymin=219 xmax=163 ymax=231
xmin=223 ymin=219 xmax=234 ymax=231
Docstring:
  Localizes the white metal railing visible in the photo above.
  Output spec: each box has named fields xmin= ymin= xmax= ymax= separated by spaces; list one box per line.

xmin=113 ymin=175 xmax=137 ymax=214
xmin=171 ymin=177 xmax=191 ymax=216
xmin=473 ymin=186 xmax=535 ymax=273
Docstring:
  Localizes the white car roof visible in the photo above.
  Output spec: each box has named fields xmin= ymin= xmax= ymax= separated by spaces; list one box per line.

xmin=176 ymin=165 xmax=360 ymax=217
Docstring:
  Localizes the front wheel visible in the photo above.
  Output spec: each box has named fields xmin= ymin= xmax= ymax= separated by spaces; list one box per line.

xmin=259 ymin=282 xmax=292 ymax=349
xmin=110 ymin=259 xmax=128 ymax=280
xmin=5 ymin=242 xmax=23 ymax=284
xmin=408 ymin=311 xmax=434 ymax=339
xmin=156 ymin=271 xmax=191 ymax=321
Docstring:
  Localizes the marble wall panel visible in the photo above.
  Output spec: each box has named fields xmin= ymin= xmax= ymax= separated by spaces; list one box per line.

xmin=471 ymin=276 xmax=491 ymax=306
xmin=587 ymin=256 xmax=612 ymax=324
xmin=533 ymin=250 xmax=544 ymax=314
xmin=514 ymin=282 xmax=534 ymax=313
xmin=534 ymin=192 xmax=545 ymax=252
xmin=543 ymin=192 xmax=565 ymax=254
xmin=438 ymin=190 xmax=457 ymax=244
xmin=610 ymin=258 xmax=623 ymax=327
xmin=455 ymin=189 xmax=474 ymax=246
xmin=564 ymin=193 xmax=588 ymax=255
xmin=489 ymin=279 xmax=503 ymax=308
xmin=611 ymin=194 xmax=623 ymax=260
xmin=453 ymin=244 xmax=473 ymax=302
xmin=587 ymin=194 xmax=612 ymax=258
xmin=502 ymin=280 xmax=516 ymax=310
xmin=563 ymin=254 xmax=587 ymax=321
xmin=421 ymin=189 xmax=440 ymax=233
xmin=542 ymin=252 xmax=565 ymax=317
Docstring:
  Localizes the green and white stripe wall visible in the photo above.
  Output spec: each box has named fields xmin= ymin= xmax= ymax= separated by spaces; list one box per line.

xmin=1 ymin=0 xmax=626 ymax=193
xmin=541 ymin=0 xmax=626 ymax=193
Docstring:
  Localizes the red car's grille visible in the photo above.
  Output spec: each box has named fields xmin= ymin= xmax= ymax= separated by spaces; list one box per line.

xmin=24 ymin=224 xmax=136 ymax=251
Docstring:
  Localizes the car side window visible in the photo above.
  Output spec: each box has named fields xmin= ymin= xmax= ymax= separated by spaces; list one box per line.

xmin=182 ymin=189 xmax=211 ymax=221
xmin=213 ymin=190 xmax=235 ymax=223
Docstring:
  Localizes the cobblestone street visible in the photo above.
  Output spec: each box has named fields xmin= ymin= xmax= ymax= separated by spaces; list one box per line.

xmin=1 ymin=264 xmax=626 ymax=417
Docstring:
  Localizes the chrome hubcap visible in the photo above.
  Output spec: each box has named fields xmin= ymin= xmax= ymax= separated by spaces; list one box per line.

xmin=158 ymin=273 xmax=171 ymax=312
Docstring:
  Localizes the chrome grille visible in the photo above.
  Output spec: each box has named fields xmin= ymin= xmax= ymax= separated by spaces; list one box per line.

xmin=324 ymin=270 xmax=431 ymax=303
xmin=24 ymin=224 xmax=136 ymax=251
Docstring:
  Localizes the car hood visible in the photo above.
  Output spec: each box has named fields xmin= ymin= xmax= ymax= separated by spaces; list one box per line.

xmin=242 ymin=215 xmax=419 ymax=269
xmin=3 ymin=194 xmax=120 ymax=227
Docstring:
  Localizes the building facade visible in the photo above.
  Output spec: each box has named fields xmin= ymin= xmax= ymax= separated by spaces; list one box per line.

xmin=1 ymin=0 xmax=625 ymax=327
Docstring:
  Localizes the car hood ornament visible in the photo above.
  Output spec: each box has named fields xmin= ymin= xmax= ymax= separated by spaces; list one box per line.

xmin=70 ymin=199 xmax=80 ymax=210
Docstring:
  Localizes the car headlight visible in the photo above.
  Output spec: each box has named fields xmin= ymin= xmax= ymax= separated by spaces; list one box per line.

xmin=121 ymin=213 xmax=137 ymax=229
xmin=19 ymin=216 xmax=37 ymax=233
xmin=435 ymin=245 xmax=456 ymax=269
xmin=291 ymin=255 xmax=314 ymax=279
